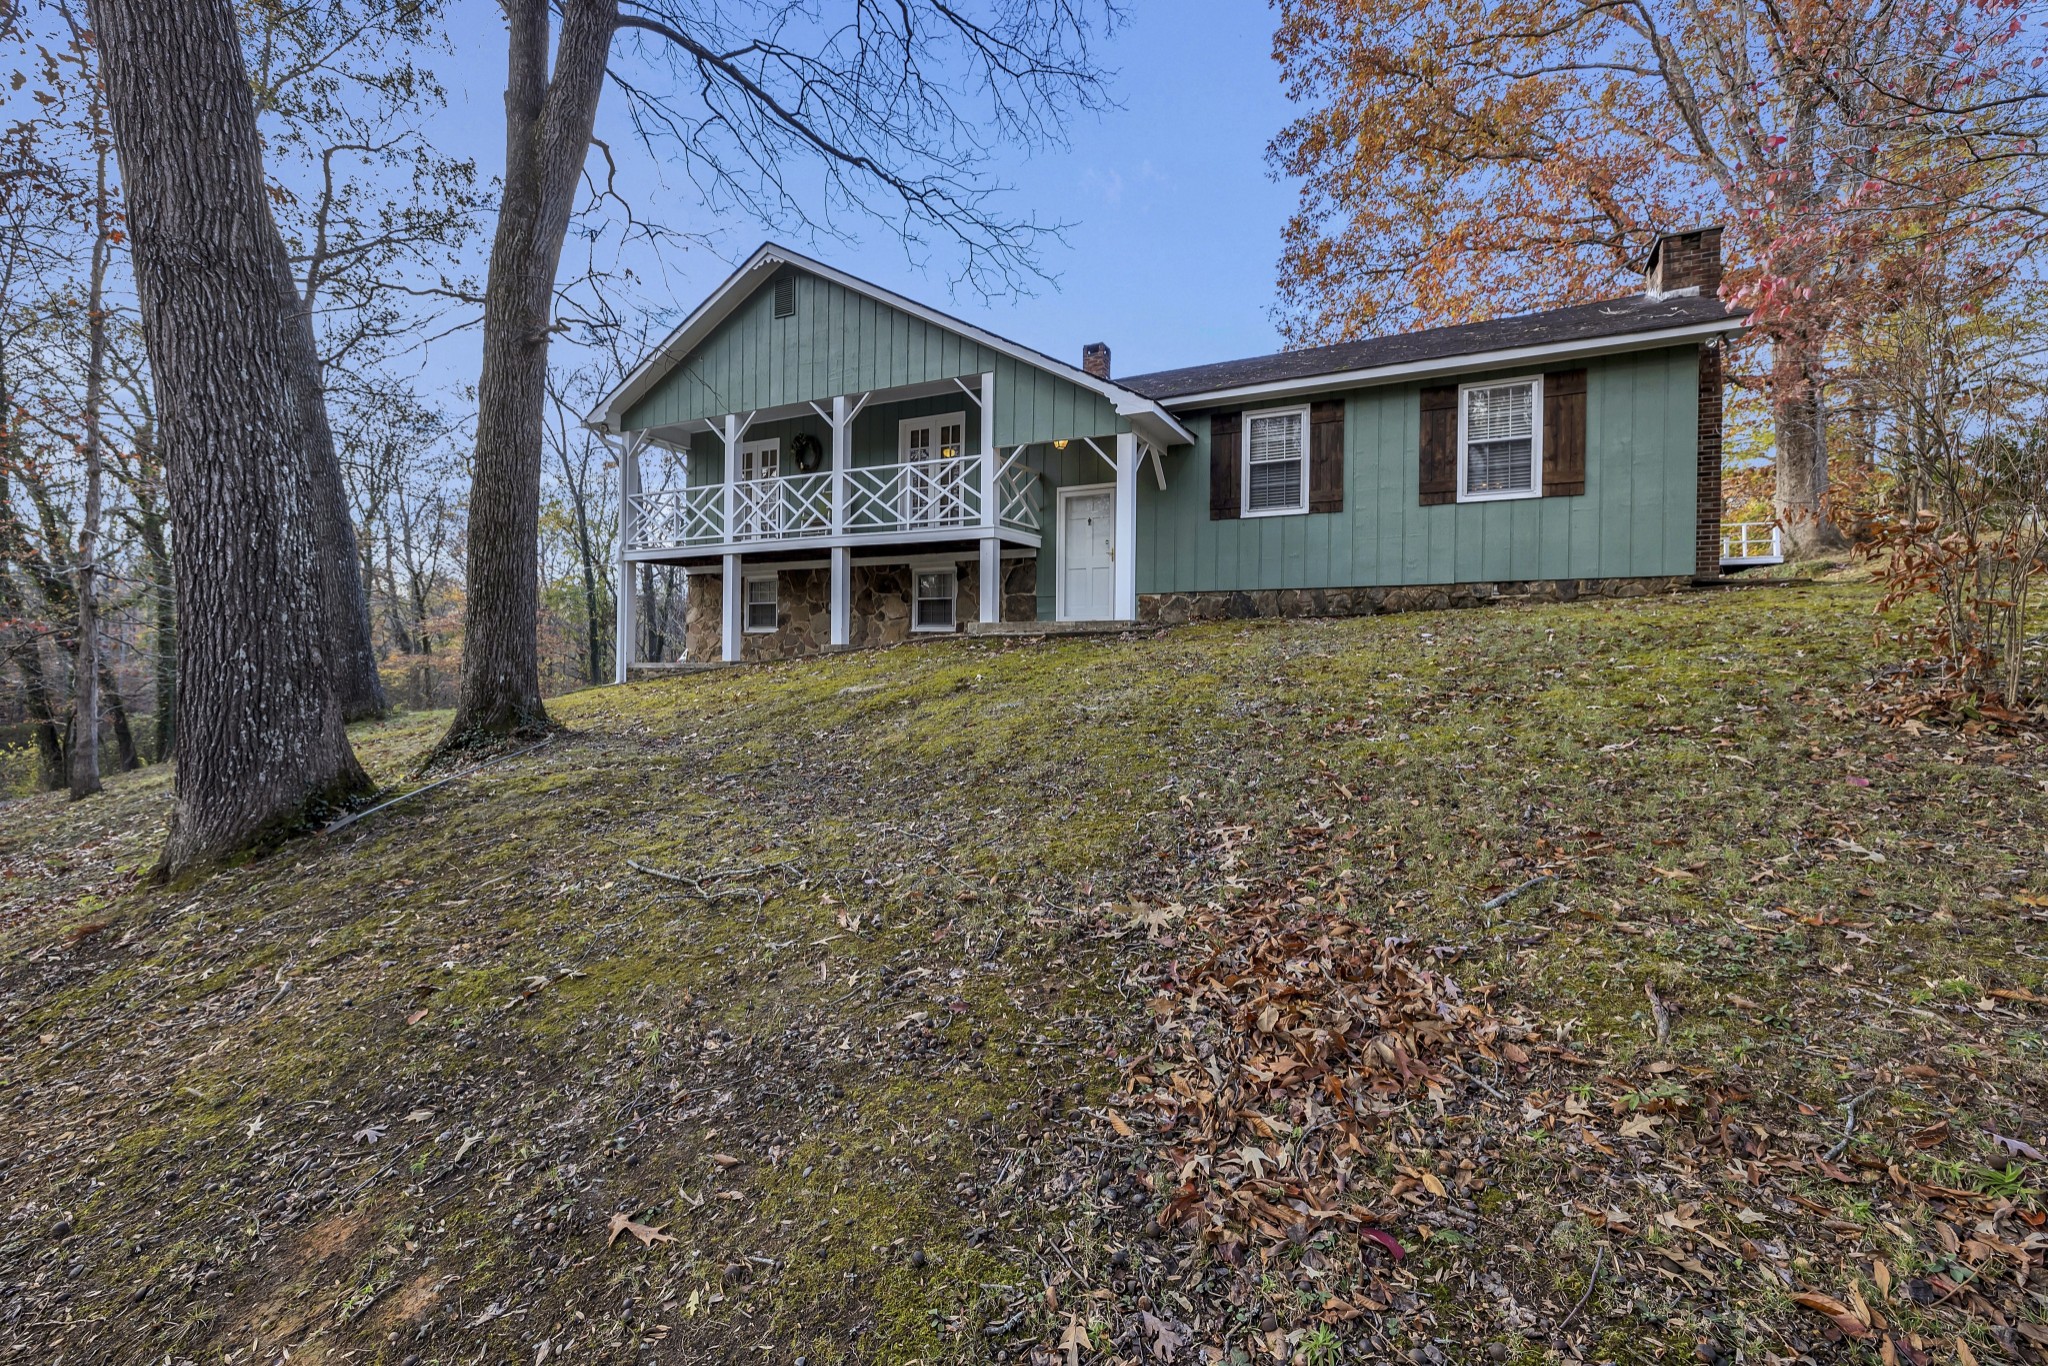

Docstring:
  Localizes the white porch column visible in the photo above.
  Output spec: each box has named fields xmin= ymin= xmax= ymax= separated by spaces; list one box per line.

xmin=1114 ymin=432 xmax=1139 ymax=622
xmin=978 ymin=370 xmax=1001 ymax=624
xmin=978 ymin=370 xmax=998 ymax=532
xmin=721 ymin=552 xmax=742 ymax=663
xmin=613 ymin=433 xmax=642 ymax=683
xmin=830 ymin=394 xmax=849 ymax=536
xmin=830 ymin=545 xmax=852 ymax=646
xmin=720 ymin=413 xmax=740 ymax=544
xmin=978 ymin=537 xmax=1001 ymax=624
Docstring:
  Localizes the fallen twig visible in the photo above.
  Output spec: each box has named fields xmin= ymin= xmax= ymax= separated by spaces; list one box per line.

xmin=1822 ymin=1086 xmax=1881 ymax=1163
xmin=1557 ymin=1245 xmax=1606 ymax=1331
xmin=1444 ymin=1060 xmax=1510 ymax=1101
xmin=1483 ymin=874 xmax=1555 ymax=910
xmin=322 ymin=738 xmax=552 ymax=836
xmin=1645 ymin=982 xmax=1671 ymax=1046
xmin=625 ymin=859 xmax=766 ymax=904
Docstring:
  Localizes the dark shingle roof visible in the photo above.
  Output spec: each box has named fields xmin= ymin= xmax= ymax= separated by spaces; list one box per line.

xmin=1118 ymin=293 xmax=1743 ymax=402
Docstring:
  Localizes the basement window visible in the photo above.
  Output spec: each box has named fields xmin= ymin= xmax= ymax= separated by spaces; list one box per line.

xmin=912 ymin=569 xmax=957 ymax=632
xmin=743 ymin=574 xmax=779 ymax=633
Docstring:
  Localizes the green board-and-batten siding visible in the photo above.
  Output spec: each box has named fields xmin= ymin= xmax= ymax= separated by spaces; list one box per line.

xmin=1136 ymin=347 xmax=1702 ymax=594
xmin=619 ymin=266 xmax=1129 ymax=448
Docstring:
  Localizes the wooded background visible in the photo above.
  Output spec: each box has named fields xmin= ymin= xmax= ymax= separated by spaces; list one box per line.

xmin=3 ymin=0 xmax=2045 ymax=864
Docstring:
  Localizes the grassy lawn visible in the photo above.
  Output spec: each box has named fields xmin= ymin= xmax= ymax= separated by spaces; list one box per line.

xmin=0 ymin=579 xmax=2042 ymax=1364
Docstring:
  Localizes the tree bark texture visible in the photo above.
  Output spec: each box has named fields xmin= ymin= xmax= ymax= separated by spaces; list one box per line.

xmin=287 ymin=299 xmax=387 ymax=722
xmin=70 ymin=126 xmax=112 ymax=800
xmin=88 ymin=0 xmax=370 ymax=870
xmin=1771 ymin=337 xmax=1846 ymax=556
xmin=442 ymin=0 xmax=615 ymax=746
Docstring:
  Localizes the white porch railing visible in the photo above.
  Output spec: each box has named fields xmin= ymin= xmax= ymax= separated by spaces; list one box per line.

xmin=627 ymin=453 xmax=1043 ymax=552
xmin=1720 ymin=521 xmax=1784 ymax=565
xmin=997 ymin=448 xmax=1041 ymax=532
xmin=844 ymin=454 xmax=981 ymax=531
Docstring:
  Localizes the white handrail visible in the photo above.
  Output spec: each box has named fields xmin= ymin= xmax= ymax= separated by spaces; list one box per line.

xmin=630 ymin=452 xmax=1030 ymax=551
xmin=1720 ymin=521 xmax=1783 ymax=561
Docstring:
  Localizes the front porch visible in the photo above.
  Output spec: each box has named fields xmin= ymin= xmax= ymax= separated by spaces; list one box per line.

xmin=611 ymin=376 xmax=1164 ymax=668
xmin=589 ymin=246 xmax=1195 ymax=673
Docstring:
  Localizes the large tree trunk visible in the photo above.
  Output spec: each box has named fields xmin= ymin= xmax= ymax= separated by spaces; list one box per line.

xmin=441 ymin=0 xmax=614 ymax=748
xmin=1772 ymin=334 xmax=1845 ymax=557
xmin=287 ymin=302 xmax=387 ymax=722
xmin=70 ymin=122 xmax=112 ymax=801
xmin=89 ymin=0 xmax=370 ymax=871
xmin=98 ymin=654 xmax=140 ymax=772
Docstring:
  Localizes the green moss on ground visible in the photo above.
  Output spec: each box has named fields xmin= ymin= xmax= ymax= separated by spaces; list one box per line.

xmin=1 ymin=582 xmax=2042 ymax=1363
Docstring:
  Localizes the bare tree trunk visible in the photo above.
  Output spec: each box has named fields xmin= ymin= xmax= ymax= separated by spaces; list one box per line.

xmin=1772 ymin=335 xmax=1846 ymax=557
xmin=441 ymin=0 xmax=615 ymax=747
xmin=289 ymin=319 xmax=387 ymax=722
xmin=89 ymin=0 xmax=370 ymax=871
xmin=70 ymin=117 xmax=111 ymax=800
xmin=1 ymin=568 xmax=65 ymax=789
xmin=130 ymin=444 xmax=177 ymax=763
xmin=0 ymin=366 xmax=66 ymax=790
xmin=97 ymin=654 xmax=139 ymax=771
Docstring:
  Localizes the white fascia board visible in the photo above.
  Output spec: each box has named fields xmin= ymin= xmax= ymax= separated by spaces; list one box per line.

xmin=586 ymin=242 xmax=1196 ymax=448
xmin=1151 ymin=317 xmax=1745 ymax=411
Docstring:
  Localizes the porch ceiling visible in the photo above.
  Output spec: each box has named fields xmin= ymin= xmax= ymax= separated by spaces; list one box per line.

xmin=634 ymin=375 xmax=986 ymax=448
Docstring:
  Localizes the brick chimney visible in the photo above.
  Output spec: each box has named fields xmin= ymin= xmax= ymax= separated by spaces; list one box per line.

xmin=1644 ymin=226 xmax=1723 ymax=299
xmin=1081 ymin=342 xmax=1111 ymax=380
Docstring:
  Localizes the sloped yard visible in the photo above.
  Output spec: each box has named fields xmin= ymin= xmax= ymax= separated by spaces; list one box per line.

xmin=1 ymin=580 xmax=2043 ymax=1365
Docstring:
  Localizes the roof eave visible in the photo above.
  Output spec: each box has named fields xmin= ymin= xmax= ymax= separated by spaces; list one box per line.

xmin=585 ymin=243 xmax=1196 ymax=447
xmin=1141 ymin=315 xmax=1747 ymax=410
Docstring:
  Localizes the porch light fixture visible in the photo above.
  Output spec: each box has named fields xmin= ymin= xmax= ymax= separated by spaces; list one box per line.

xmin=1052 ymin=438 xmax=1068 ymax=450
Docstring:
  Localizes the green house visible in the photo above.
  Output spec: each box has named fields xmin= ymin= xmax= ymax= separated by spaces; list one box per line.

xmin=587 ymin=229 xmax=1745 ymax=672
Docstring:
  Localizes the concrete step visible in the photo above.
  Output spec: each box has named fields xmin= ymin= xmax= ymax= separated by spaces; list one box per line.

xmin=964 ymin=620 xmax=1140 ymax=639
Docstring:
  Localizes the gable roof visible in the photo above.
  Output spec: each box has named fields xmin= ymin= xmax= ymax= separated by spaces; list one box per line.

xmin=1119 ymin=293 xmax=1744 ymax=406
xmin=587 ymin=242 xmax=1195 ymax=448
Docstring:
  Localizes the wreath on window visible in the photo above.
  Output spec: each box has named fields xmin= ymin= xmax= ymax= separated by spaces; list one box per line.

xmin=790 ymin=431 xmax=825 ymax=473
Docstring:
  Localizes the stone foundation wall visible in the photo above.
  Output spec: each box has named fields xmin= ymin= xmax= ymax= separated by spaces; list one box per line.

xmin=1140 ymin=575 xmax=1692 ymax=625
xmin=683 ymin=557 xmax=1037 ymax=661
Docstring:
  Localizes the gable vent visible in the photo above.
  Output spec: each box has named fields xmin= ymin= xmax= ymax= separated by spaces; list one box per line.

xmin=773 ymin=276 xmax=796 ymax=319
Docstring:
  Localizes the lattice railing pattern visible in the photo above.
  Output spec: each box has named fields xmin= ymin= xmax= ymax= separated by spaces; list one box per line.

xmin=630 ymin=454 xmax=1042 ymax=551
xmin=997 ymin=451 xmax=1041 ymax=532
xmin=629 ymin=486 xmax=723 ymax=550
xmin=845 ymin=455 xmax=984 ymax=531
xmin=731 ymin=471 xmax=832 ymax=543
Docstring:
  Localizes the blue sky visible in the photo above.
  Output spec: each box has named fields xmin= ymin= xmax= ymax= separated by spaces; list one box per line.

xmin=423 ymin=0 xmax=1304 ymax=388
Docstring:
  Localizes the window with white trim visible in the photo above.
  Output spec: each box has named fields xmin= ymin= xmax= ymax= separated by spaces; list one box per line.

xmin=742 ymin=573 xmax=778 ymax=633
xmin=1458 ymin=378 xmax=1542 ymax=500
xmin=912 ymin=568 xmax=957 ymax=632
xmin=1241 ymin=406 xmax=1309 ymax=516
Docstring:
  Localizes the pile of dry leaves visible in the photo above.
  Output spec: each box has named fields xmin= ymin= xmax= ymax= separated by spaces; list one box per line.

xmin=1111 ymin=897 xmax=1537 ymax=1275
xmin=1090 ymin=896 xmax=2047 ymax=1366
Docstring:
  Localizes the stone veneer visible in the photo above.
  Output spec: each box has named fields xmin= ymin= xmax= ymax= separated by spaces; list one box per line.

xmin=1139 ymin=575 xmax=1693 ymax=625
xmin=683 ymin=558 xmax=1037 ymax=662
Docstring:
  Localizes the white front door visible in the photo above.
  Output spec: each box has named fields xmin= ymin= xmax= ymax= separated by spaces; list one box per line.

xmin=1058 ymin=486 xmax=1116 ymax=621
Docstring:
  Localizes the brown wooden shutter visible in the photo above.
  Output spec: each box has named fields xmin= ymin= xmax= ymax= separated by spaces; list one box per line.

xmin=1418 ymin=384 xmax=1458 ymax=505
xmin=1308 ymin=399 xmax=1344 ymax=513
xmin=1209 ymin=411 xmax=1241 ymax=520
xmin=1542 ymin=368 xmax=1587 ymax=497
